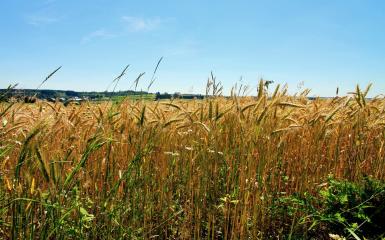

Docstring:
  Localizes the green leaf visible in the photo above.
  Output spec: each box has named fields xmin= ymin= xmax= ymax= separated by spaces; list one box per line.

xmin=2 ymin=118 xmax=7 ymax=127
xmin=79 ymin=207 xmax=88 ymax=216
xmin=339 ymin=194 xmax=348 ymax=204
xmin=334 ymin=213 xmax=346 ymax=223
xmin=347 ymin=228 xmax=361 ymax=240
xmin=79 ymin=207 xmax=94 ymax=222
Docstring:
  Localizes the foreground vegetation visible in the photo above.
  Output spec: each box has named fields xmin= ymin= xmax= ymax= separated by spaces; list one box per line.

xmin=0 ymin=82 xmax=385 ymax=239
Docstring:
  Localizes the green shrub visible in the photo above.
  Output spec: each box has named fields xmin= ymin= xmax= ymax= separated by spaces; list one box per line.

xmin=276 ymin=176 xmax=385 ymax=239
xmin=316 ymin=176 xmax=385 ymax=239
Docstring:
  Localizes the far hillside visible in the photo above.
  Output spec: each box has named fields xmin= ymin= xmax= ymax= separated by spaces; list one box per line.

xmin=0 ymin=88 xmax=206 ymax=102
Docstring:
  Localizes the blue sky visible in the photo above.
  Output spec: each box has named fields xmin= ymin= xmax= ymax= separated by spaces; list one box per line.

xmin=1 ymin=0 xmax=385 ymax=96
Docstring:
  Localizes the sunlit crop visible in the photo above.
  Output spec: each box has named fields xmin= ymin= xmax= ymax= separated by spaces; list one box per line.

xmin=0 ymin=82 xmax=384 ymax=239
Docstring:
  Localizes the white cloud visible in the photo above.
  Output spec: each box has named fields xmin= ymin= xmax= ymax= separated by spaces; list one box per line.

xmin=121 ymin=16 xmax=161 ymax=32
xmin=81 ymin=29 xmax=116 ymax=44
xmin=163 ymin=40 xmax=199 ymax=56
xmin=80 ymin=16 xmax=163 ymax=44
xmin=26 ymin=15 xmax=59 ymax=26
xmin=43 ymin=0 xmax=57 ymax=4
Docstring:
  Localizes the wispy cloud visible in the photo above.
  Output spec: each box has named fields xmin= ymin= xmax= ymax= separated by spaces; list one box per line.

xmin=163 ymin=39 xmax=199 ymax=56
xmin=26 ymin=15 xmax=59 ymax=26
xmin=121 ymin=16 xmax=161 ymax=32
xmin=42 ymin=0 xmax=57 ymax=4
xmin=81 ymin=29 xmax=116 ymax=44
xmin=26 ymin=4 xmax=62 ymax=27
xmin=81 ymin=16 xmax=163 ymax=43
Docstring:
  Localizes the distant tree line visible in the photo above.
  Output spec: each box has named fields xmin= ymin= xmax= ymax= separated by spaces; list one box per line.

xmin=0 ymin=88 xmax=209 ymax=103
xmin=0 ymin=89 xmax=151 ymax=102
xmin=155 ymin=92 xmax=204 ymax=100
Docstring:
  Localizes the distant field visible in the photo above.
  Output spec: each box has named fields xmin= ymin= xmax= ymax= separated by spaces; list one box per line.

xmin=1 ymin=83 xmax=384 ymax=239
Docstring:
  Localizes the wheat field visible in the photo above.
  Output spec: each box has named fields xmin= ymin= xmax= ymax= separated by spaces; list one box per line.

xmin=0 ymin=83 xmax=384 ymax=239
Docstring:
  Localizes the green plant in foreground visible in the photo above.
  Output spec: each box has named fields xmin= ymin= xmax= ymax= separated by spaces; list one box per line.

xmin=319 ymin=176 xmax=385 ymax=239
xmin=277 ymin=176 xmax=385 ymax=239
